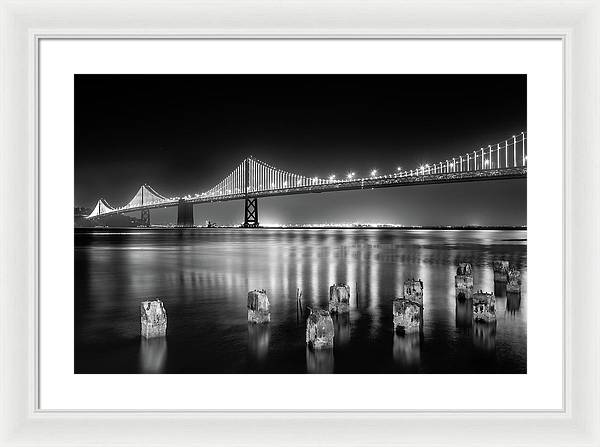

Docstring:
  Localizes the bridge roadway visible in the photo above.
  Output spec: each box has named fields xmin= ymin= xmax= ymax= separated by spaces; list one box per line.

xmin=93 ymin=166 xmax=526 ymax=219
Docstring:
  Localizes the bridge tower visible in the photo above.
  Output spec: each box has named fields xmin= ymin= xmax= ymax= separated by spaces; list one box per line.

xmin=141 ymin=208 xmax=150 ymax=226
xmin=242 ymin=157 xmax=259 ymax=228
xmin=177 ymin=199 xmax=195 ymax=227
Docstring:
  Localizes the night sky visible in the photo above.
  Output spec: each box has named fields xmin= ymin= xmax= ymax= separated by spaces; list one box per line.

xmin=75 ymin=74 xmax=526 ymax=226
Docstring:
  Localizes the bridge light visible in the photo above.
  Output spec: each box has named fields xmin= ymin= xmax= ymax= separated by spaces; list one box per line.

xmin=484 ymin=159 xmax=490 ymax=166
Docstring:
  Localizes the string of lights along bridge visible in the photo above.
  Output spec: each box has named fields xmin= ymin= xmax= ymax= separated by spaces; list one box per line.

xmin=86 ymin=132 xmax=527 ymax=227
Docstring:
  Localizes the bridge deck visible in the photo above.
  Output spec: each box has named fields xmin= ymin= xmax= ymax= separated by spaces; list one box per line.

xmin=90 ymin=167 xmax=526 ymax=219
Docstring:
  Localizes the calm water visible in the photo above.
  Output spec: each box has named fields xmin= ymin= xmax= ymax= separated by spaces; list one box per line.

xmin=74 ymin=228 xmax=527 ymax=374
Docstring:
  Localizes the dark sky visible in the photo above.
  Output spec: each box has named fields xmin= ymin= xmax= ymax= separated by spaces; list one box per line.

xmin=75 ymin=74 xmax=526 ymax=226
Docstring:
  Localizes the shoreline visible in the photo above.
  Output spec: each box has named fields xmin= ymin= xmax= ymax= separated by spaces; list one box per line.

xmin=75 ymin=225 xmax=527 ymax=231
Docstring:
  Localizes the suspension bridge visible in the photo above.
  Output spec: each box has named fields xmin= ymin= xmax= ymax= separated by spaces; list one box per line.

xmin=85 ymin=132 xmax=527 ymax=227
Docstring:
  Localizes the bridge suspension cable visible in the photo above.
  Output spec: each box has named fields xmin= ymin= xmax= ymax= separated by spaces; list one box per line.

xmin=85 ymin=131 xmax=526 ymax=218
xmin=201 ymin=156 xmax=330 ymax=199
xmin=88 ymin=198 xmax=115 ymax=217
xmin=403 ymin=131 xmax=526 ymax=177
xmin=125 ymin=184 xmax=170 ymax=208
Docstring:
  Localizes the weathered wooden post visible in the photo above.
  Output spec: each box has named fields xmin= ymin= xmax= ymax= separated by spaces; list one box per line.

xmin=392 ymin=278 xmax=424 ymax=334
xmin=140 ymin=299 xmax=167 ymax=338
xmin=472 ymin=291 xmax=496 ymax=323
xmin=492 ymin=260 xmax=510 ymax=282
xmin=247 ymin=289 xmax=271 ymax=323
xmin=328 ymin=283 xmax=350 ymax=314
xmin=455 ymin=262 xmax=473 ymax=301
xmin=306 ymin=309 xmax=334 ymax=349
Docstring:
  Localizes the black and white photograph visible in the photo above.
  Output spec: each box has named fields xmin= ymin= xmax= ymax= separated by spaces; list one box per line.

xmin=74 ymin=74 xmax=527 ymax=374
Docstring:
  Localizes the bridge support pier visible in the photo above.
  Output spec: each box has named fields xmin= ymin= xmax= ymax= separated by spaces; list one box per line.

xmin=242 ymin=197 xmax=259 ymax=228
xmin=177 ymin=199 xmax=195 ymax=227
xmin=141 ymin=208 xmax=150 ymax=227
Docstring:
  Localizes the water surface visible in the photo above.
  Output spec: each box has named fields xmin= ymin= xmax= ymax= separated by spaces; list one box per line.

xmin=74 ymin=228 xmax=527 ymax=373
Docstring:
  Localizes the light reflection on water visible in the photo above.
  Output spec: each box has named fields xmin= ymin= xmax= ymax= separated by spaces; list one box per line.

xmin=75 ymin=228 xmax=527 ymax=374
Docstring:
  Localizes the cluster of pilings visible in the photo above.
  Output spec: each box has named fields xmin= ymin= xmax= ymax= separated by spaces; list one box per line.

xmin=454 ymin=260 xmax=523 ymax=351
xmin=137 ymin=260 xmax=522 ymax=361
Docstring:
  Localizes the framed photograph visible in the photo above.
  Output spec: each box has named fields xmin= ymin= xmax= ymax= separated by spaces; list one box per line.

xmin=1 ymin=1 xmax=599 ymax=446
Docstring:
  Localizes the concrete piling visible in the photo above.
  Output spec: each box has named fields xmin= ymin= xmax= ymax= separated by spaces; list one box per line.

xmin=393 ymin=298 xmax=423 ymax=334
xmin=403 ymin=278 xmax=424 ymax=306
xmin=472 ymin=291 xmax=496 ymax=323
xmin=140 ymin=299 xmax=167 ymax=338
xmin=328 ymin=283 xmax=350 ymax=314
xmin=492 ymin=260 xmax=510 ymax=282
xmin=455 ymin=262 xmax=473 ymax=301
xmin=247 ymin=289 xmax=271 ymax=324
xmin=306 ymin=308 xmax=334 ymax=350
xmin=392 ymin=278 xmax=424 ymax=334
xmin=507 ymin=267 xmax=521 ymax=293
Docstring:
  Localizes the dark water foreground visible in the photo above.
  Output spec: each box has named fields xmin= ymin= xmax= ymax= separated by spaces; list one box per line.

xmin=74 ymin=228 xmax=527 ymax=374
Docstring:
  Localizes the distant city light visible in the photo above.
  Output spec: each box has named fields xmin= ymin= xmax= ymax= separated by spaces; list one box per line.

xmin=370 ymin=169 xmax=377 ymax=176
xmin=329 ymin=174 xmax=336 ymax=181
xmin=397 ymin=166 xmax=402 ymax=171
xmin=347 ymin=172 xmax=355 ymax=179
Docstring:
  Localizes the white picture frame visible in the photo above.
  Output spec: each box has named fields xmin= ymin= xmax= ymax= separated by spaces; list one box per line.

xmin=0 ymin=1 xmax=598 ymax=445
